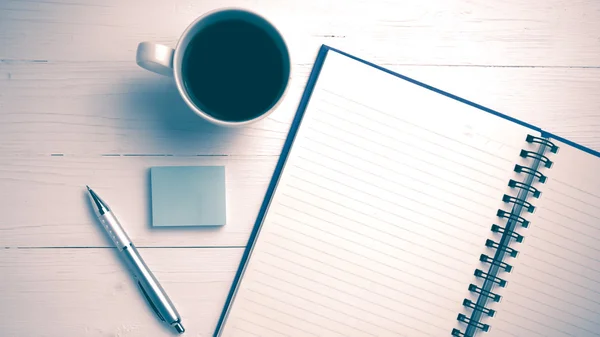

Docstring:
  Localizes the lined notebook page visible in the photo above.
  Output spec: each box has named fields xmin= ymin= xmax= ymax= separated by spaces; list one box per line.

xmin=490 ymin=142 xmax=600 ymax=337
xmin=218 ymin=50 xmax=535 ymax=337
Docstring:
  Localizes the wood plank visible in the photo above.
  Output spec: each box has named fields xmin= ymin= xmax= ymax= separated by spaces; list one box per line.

xmin=388 ymin=65 xmax=600 ymax=151
xmin=0 ymin=156 xmax=275 ymax=247
xmin=1 ymin=62 xmax=599 ymax=155
xmin=0 ymin=62 xmax=311 ymax=156
xmin=0 ymin=248 xmax=242 ymax=337
xmin=1 ymin=0 xmax=599 ymax=66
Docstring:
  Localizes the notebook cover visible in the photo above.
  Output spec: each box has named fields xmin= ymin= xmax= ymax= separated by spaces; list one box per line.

xmin=213 ymin=44 xmax=600 ymax=336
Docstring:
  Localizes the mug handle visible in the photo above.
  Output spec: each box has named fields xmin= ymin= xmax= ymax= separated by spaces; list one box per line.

xmin=136 ymin=42 xmax=175 ymax=76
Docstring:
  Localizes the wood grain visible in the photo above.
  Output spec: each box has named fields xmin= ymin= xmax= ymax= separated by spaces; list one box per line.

xmin=1 ymin=63 xmax=599 ymax=156
xmin=1 ymin=0 xmax=599 ymax=66
xmin=0 ymin=62 xmax=311 ymax=156
xmin=0 ymin=248 xmax=242 ymax=337
xmin=0 ymin=156 xmax=276 ymax=248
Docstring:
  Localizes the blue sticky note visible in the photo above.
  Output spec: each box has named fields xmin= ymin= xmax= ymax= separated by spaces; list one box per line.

xmin=150 ymin=166 xmax=226 ymax=227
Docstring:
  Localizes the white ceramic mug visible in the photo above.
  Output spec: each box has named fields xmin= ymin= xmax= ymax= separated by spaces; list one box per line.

xmin=136 ymin=9 xmax=290 ymax=127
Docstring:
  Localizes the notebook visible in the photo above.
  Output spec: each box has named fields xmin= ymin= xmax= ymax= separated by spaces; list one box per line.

xmin=213 ymin=45 xmax=600 ymax=337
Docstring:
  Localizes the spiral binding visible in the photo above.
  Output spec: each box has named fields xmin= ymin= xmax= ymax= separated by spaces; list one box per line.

xmin=514 ymin=164 xmax=547 ymax=183
xmin=525 ymin=135 xmax=559 ymax=153
xmin=496 ymin=210 xmax=530 ymax=228
xmin=451 ymin=135 xmax=558 ymax=337
xmin=508 ymin=179 xmax=541 ymax=198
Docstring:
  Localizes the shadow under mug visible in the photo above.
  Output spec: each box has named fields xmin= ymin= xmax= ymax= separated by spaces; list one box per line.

xmin=136 ymin=9 xmax=291 ymax=127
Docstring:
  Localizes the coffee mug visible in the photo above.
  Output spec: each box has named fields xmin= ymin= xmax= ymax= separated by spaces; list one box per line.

xmin=136 ymin=9 xmax=291 ymax=126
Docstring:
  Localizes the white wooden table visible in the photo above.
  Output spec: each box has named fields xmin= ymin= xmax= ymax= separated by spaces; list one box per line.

xmin=1 ymin=0 xmax=599 ymax=336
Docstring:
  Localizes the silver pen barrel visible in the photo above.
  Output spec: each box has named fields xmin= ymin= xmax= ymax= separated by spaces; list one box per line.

xmin=97 ymin=212 xmax=131 ymax=250
xmin=120 ymin=243 xmax=184 ymax=332
xmin=87 ymin=186 xmax=184 ymax=334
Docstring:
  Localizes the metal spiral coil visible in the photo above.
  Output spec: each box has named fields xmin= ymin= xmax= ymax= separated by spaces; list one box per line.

xmin=519 ymin=150 xmax=553 ymax=168
xmin=526 ymin=135 xmax=559 ymax=153
xmin=480 ymin=254 xmax=512 ymax=273
xmin=462 ymin=299 xmax=496 ymax=317
xmin=508 ymin=179 xmax=541 ymax=198
xmin=514 ymin=164 xmax=547 ymax=183
xmin=475 ymin=268 xmax=507 ymax=287
xmin=497 ymin=209 xmax=530 ymax=228
xmin=490 ymin=223 xmax=524 ymax=242
xmin=452 ymin=328 xmax=466 ymax=337
xmin=451 ymin=134 xmax=558 ymax=337
xmin=485 ymin=239 xmax=518 ymax=258
xmin=457 ymin=314 xmax=490 ymax=332
xmin=502 ymin=194 xmax=536 ymax=213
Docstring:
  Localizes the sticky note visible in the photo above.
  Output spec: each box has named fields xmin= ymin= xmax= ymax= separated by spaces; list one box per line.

xmin=150 ymin=166 xmax=226 ymax=227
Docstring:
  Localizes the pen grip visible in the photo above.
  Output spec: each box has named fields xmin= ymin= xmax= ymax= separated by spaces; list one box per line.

xmin=121 ymin=244 xmax=181 ymax=325
xmin=99 ymin=212 xmax=131 ymax=250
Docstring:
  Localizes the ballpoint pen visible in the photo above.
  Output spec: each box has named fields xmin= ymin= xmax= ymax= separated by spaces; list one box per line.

xmin=86 ymin=186 xmax=185 ymax=334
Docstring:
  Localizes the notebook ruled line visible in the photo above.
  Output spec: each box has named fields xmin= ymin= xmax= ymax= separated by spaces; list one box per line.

xmin=494 ymin=315 xmax=563 ymax=337
xmin=537 ymin=217 xmax=600 ymax=255
xmin=280 ymin=199 xmax=472 ymax=280
xmin=520 ymin=261 xmax=600 ymax=296
xmin=500 ymin=302 xmax=598 ymax=336
xmin=257 ymin=248 xmax=457 ymax=313
xmin=297 ymin=149 xmax=491 ymax=226
xmin=243 ymin=296 xmax=360 ymax=337
xmin=318 ymin=96 xmax=514 ymax=165
xmin=295 ymin=154 xmax=488 ymax=223
xmin=249 ymin=278 xmax=406 ymax=336
xmin=544 ymin=186 xmax=600 ymax=212
xmin=296 ymin=148 xmax=493 ymax=222
xmin=543 ymin=197 xmax=600 ymax=222
xmin=266 ymin=222 xmax=464 ymax=288
xmin=298 ymin=127 xmax=499 ymax=203
xmin=252 ymin=262 xmax=449 ymax=333
xmin=235 ymin=316 xmax=292 ymax=337
xmin=551 ymin=179 xmax=600 ymax=202
xmin=296 ymin=152 xmax=488 ymax=228
xmin=316 ymin=103 xmax=509 ymax=174
xmin=297 ymin=138 xmax=496 ymax=211
xmin=255 ymin=252 xmax=457 ymax=316
xmin=491 ymin=326 xmax=524 ymax=337
xmin=269 ymin=215 xmax=464 ymax=296
xmin=245 ymin=287 xmax=379 ymax=336
xmin=527 ymin=241 xmax=600 ymax=275
xmin=320 ymin=88 xmax=521 ymax=154
xmin=528 ymin=235 xmax=600 ymax=266
xmin=310 ymin=116 xmax=506 ymax=184
xmin=287 ymin=176 xmax=481 ymax=252
xmin=521 ymin=256 xmax=600 ymax=290
xmin=290 ymin=175 xmax=477 ymax=251
xmin=302 ymin=128 xmax=502 ymax=195
xmin=231 ymin=325 xmax=262 ymax=337
xmin=508 ymin=288 xmax=600 ymax=329
xmin=248 ymin=284 xmax=377 ymax=336
xmin=290 ymin=166 xmax=483 ymax=243
xmin=241 ymin=298 xmax=323 ymax=337
xmin=302 ymin=131 xmax=503 ymax=196
xmin=514 ymin=266 xmax=600 ymax=310
xmin=540 ymin=208 xmax=600 ymax=234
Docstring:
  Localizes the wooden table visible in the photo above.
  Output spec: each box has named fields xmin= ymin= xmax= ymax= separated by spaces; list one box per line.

xmin=1 ymin=0 xmax=599 ymax=336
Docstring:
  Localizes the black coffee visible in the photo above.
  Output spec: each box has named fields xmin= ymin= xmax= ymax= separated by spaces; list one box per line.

xmin=182 ymin=18 xmax=288 ymax=122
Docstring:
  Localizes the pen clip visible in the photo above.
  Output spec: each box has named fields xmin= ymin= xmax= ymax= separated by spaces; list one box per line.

xmin=137 ymin=281 xmax=166 ymax=322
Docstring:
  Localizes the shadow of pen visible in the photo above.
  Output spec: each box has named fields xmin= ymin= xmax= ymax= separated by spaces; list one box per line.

xmin=83 ymin=187 xmax=182 ymax=336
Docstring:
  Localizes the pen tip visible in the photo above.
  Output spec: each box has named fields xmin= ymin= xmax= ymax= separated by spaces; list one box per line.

xmin=86 ymin=185 xmax=109 ymax=215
